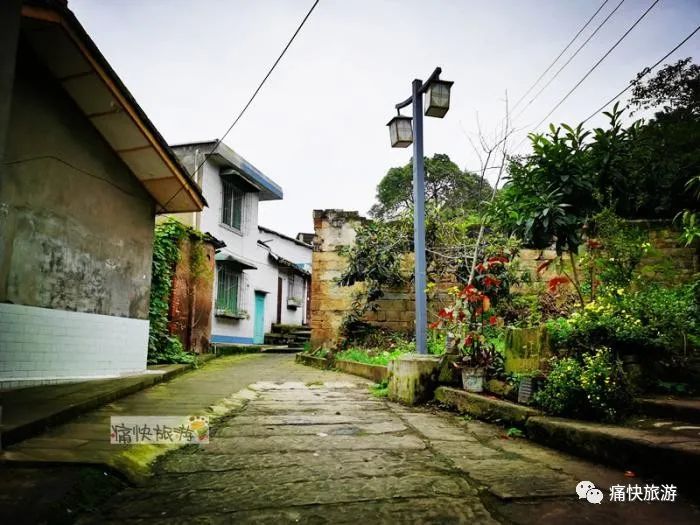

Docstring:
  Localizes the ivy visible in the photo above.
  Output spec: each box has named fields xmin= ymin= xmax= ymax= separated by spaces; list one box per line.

xmin=148 ymin=218 xmax=210 ymax=364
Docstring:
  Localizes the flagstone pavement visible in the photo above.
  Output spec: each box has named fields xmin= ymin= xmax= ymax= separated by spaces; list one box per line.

xmin=2 ymin=354 xmax=700 ymax=524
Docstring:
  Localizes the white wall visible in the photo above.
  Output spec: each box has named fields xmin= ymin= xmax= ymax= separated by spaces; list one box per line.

xmin=259 ymin=228 xmax=312 ymax=268
xmin=0 ymin=303 xmax=148 ymax=390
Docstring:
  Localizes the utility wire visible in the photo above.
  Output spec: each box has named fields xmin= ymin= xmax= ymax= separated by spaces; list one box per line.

xmin=159 ymin=0 xmax=320 ymax=212
xmin=530 ymin=0 xmax=661 ymax=131
xmin=510 ymin=0 xmax=610 ymax=113
xmin=581 ymin=24 xmax=700 ymax=124
xmin=512 ymin=0 xmax=626 ymax=123
xmin=515 ymin=0 xmax=661 ymax=151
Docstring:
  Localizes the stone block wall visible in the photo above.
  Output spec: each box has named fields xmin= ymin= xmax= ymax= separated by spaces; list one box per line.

xmin=310 ymin=210 xmax=698 ymax=350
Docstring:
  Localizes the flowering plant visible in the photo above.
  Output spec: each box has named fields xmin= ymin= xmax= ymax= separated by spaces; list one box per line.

xmin=430 ymin=275 xmax=501 ymax=369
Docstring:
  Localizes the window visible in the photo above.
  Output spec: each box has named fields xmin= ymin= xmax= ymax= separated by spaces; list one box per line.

xmin=216 ymin=264 xmax=240 ymax=314
xmin=221 ymin=179 xmax=244 ymax=230
xmin=287 ymin=273 xmax=304 ymax=307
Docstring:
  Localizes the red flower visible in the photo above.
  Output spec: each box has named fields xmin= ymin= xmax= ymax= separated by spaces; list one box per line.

xmin=429 ymin=321 xmax=441 ymax=330
xmin=489 ymin=315 xmax=498 ymax=326
xmin=586 ymin=239 xmax=602 ymax=249
xmin=487 ymin=256 xmax=509 ymax=264
xmin=465 ymin=334 xmax=474 ymax=346
xmin=483 ymin=275 xmax=502 ymax=288
xmin=437 ymin=308 xmax=452 ymax=319
xmin=475 ymin=263 xmax=486 ymax=273
xmin=547 ymin=276 xmax=570 ymax=293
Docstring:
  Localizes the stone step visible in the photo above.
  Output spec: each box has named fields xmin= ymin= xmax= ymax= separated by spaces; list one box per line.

xmin=636 ymin=396 xmax=700 ymax=423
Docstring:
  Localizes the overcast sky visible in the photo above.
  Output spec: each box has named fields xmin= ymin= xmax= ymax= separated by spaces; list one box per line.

xmin=69 ymin=0 xmax=700 ymax=237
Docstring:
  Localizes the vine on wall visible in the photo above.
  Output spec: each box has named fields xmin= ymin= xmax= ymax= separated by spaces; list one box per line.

xmin=148 ymin=218 xmax=211 ymax=364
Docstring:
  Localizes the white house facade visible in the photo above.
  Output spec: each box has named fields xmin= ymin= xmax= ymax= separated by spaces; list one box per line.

xmin=170 ymin=141 xmax=311 ymax=345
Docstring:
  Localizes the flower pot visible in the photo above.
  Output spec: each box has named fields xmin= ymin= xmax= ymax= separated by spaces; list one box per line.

xmin=461 ymin=367 xmax=485 ymax=392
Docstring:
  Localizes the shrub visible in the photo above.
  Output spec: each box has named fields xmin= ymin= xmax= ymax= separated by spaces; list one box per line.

xmin=535 ymin=348 xmax=632 ymax=422
xmin=547 ymin=283 xmax=699 ymax=364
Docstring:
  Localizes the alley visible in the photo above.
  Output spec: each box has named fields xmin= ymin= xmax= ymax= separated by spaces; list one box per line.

xmin=57 ymin=355 xmax=699 ymax=524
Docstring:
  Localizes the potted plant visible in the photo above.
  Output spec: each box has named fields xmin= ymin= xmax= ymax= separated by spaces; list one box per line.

xmin=454 ymin=333 xmax=498 ymax=392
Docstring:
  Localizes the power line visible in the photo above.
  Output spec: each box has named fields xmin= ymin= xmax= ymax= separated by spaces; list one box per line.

xmin=512 ymin=0 xmax=626 ymax=123
xmin=510 ymin=0 xmax=610 ymax=113
xmin=581 ymin=24 xmax=700 ymax=124
xmin=515 ymin=0 xmax=661 ymax=150
xmin=159 ymin=0 xmax=321 ymax=212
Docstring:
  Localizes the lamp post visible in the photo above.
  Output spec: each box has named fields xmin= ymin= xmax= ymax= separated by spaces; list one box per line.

xmin=387 ymin=67 xmax=453 ymax=355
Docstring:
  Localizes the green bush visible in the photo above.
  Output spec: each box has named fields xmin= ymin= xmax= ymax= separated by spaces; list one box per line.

xmin=535 ymin=348 xmax=632 ymax=422
xmin=546 ymin=283 xmax=699 ymax=361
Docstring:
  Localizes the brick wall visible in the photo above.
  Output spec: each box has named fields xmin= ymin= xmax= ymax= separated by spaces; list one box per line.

xmin=0 ymin=303 xmax=148 ymax=390
xmin=168 ymin=236 xmax=216 ymax=354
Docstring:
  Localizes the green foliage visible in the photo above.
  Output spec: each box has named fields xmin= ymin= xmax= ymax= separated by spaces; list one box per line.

xmin=335 ymin=347 xmax=406 ymax=366
xmin=369 ymin=153 xmax=490 ymax=219
xmin=585 ymin=210 xmax=649 ymax=289
xmin=490 ymin=122 xmax=595 ymax=254
xmin=506 ymin=427 xmax=524 ymax=438
xmin=546 ymin=284 xmax=699 ymax=364
xmin=148 ymin=218 xmax=209 ymax=364
xmin=427 ymin=332 xmax=446 ymax=356
xmin=370 ymin=379 xmax=389 ymax=398
xmin=534 ymin=348 xmax=632 ymax=422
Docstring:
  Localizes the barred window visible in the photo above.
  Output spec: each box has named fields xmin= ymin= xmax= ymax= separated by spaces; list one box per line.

xmin=216 ymin=264 xmax=240 ymax=313
xmin=221 ymin=179 xmax=244 ymax=230
xmin=287 ymin=274 xmax=304 ymax=302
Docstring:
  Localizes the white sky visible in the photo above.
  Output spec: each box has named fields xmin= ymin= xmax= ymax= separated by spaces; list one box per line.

xmin=69 ymin=0 xmax=700 ymax=237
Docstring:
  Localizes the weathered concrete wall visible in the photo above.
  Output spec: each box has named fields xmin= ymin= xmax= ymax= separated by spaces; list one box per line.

xmin=168 ymin=237 xmax=216 ymax=354
xmin=0 ymin=43 xmax=155 ymax=319
xmin=0 ymin=42 xmax=156 ymax=386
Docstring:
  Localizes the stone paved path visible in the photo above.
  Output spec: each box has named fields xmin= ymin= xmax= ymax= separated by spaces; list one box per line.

xmin=76 ymin=356 xmax=700 ymax=525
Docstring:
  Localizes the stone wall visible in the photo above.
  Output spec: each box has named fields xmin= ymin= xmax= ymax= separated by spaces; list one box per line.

xmin=310 ymin=209 xmax=698 ymax=350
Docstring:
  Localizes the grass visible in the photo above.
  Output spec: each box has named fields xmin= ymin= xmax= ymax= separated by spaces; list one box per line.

xmin=370 ymin=380 xmax=389 ymax=398
xmin=335 ymin=347 xmax=406 ymax=366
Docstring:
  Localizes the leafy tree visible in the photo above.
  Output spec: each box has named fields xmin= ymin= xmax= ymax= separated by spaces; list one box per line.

xmin=630 ymin=57 xmax=699 ymax=119
xmin=369 ymin=154 xmax=489 ymax=219
xmin=489 ymin=123 xmax=595 ymax=254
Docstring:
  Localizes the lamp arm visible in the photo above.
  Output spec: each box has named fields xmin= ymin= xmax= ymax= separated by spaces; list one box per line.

xmin=394 ymin=67 xmax=442 ymax=110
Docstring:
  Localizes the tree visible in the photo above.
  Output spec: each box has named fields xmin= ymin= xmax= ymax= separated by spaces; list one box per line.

xmin=369 ymin=154 xmax=489 ymax=219
xmin=630 ymin=57 xmax=699 ymax=120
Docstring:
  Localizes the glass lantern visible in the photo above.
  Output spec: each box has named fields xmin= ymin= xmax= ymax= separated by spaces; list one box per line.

xmin=386 ymin=115 xmax=413 ymax=148
xmin=424 ymin=79 xmax=454 ymax=118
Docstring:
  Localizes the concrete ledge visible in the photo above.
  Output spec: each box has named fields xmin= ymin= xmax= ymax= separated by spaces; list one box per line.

xmin=388 ymin=354 xmax=441 ymax=405
xmin=526 ymin=416 xmax=700 ymax=484
xmin=435 ymin=386 xmax=540 ymax=426
xmin=295 ymin=353 xmax=330 ymax=369
xmin=434 ymin=386 xmax=700 ymax=484
xmin=334 ymin=360 xmax=389 ymax=382
xmin=0 ymin=355 xmax=216 ymax=448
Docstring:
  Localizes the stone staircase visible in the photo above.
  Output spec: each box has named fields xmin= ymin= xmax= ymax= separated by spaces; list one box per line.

xmin=263 ymin=324 xmax=311 ymax=351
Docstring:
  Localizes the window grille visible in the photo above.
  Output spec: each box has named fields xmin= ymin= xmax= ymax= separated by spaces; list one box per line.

xmin=216 ymin=264 xmax=240 ymax=313
xmin=287 ymin=274 xmax=304 ymax=303
xmin=221 ymin=179 xmax=243 ymax=230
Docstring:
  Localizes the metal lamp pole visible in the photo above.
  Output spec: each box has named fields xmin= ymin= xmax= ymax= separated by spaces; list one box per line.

xmin=393 ymin=67 xmax=447 ymax=355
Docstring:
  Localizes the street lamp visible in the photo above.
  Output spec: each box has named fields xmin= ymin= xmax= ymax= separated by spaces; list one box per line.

xmin=388 ymin=67 xmax=452 ymax=355
xmin=386 ymin=114 xmax=413 ymax=148
xmin=424 ymin=79 xmax=454 ymax=118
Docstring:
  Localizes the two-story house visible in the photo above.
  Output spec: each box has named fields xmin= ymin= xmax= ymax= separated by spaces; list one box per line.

xmin=170 ymin=141 xmax=310 ymax=345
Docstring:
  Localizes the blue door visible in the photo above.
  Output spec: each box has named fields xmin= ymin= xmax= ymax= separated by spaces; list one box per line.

xmin=254 ymin=292 xmax=266 ymax=344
